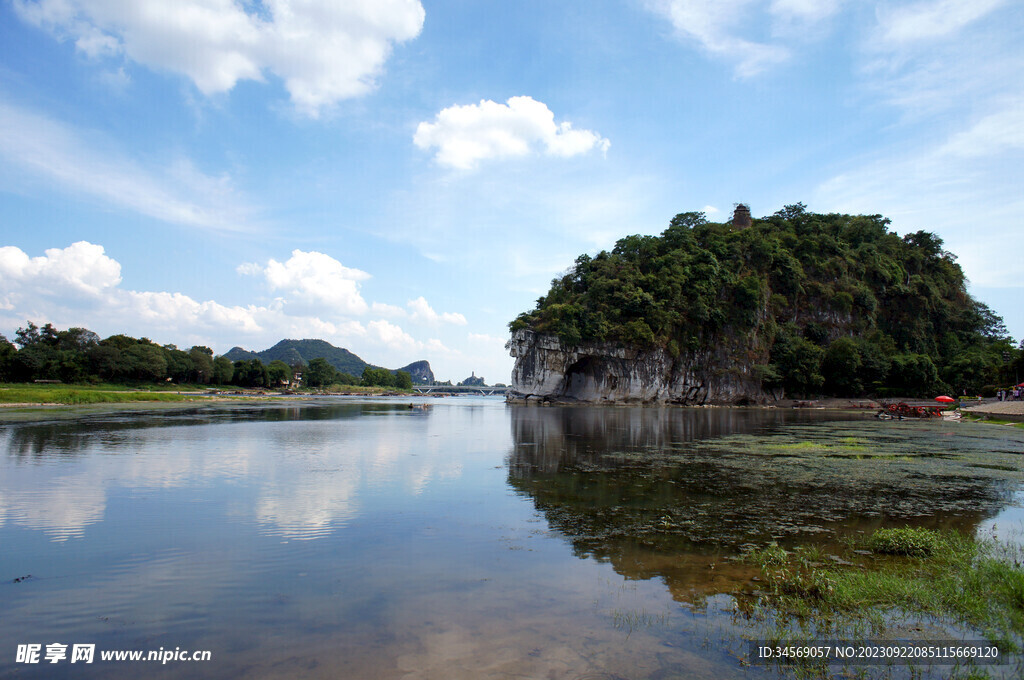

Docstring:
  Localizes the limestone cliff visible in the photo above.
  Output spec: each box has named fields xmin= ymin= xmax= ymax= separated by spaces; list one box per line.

xmin=506 ymin=329 xmax=778 ymax=405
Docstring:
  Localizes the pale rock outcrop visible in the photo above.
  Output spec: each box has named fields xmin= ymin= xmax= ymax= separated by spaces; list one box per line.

xmin=506 ymin=329 xmax=777 ymax=405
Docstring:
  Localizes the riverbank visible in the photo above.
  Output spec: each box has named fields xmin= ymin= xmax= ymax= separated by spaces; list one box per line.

xmin=0 ymin=383 xmax=416 ymax=406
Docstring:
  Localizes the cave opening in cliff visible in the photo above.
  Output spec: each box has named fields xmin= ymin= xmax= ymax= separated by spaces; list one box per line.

xmin=562 ymin=357 xmax=610 ymax=399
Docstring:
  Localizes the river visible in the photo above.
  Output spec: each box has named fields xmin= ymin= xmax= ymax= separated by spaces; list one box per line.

xmin=2 ymin=398 xmax=1023 ymax=679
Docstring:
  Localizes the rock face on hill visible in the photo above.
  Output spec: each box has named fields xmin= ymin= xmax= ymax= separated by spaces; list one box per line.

xmin=506 ymin=329 xmax=776 ymax=405
xmin=397 ymin=360 xmax=434 ymax=384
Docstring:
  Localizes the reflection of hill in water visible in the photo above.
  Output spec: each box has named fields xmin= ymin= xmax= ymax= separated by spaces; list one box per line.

xmin=2 ymin=402 xmax=429 ymax=458
xmin=508 ymin=406 xmax=1024 ymax=600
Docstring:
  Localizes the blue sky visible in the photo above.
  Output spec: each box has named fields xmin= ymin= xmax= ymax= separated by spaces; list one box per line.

xmin=1 ymin=0 xmax=1021 ymax=383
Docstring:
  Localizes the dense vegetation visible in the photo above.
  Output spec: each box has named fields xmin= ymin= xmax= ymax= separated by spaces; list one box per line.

xmin=226 ymin=338 xmax=429 ymax=384
xmin=225 ymin=338 xmax=371 ymax=376
xmin=0 ymin=322 xmax=411 ymax=390
xmin=510 ymin=204 xmax=1022 ymax=397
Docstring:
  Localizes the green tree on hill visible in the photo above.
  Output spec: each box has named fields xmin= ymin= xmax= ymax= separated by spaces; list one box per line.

xmin=212 ymin=355 xmax=235 ymax=384
xmin=305 ymin=357 xmax=337 ymax=387
xmin=267 ymin=360 xmax=292 ymax=386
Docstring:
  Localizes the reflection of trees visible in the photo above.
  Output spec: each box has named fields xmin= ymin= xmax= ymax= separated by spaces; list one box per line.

xmin=1 ymin=400 xmax=455 ymax=543
xmin=508 ymin=405 xmax=798 ymax=475
xmin=508 ymin=406 xmax=1009 ymax=601
xmin=3 ymin=402 xmax=427 ymax=458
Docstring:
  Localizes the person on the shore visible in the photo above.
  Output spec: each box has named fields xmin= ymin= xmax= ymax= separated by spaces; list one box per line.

xmin=998 ymin=389 xmax=1004 ymax=401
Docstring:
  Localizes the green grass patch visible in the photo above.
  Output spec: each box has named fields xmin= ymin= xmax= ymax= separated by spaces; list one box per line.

xmin=743 ymin=528 xmax=1024 ymax=653
xmin=766 ymin=441 xmax=824 ymax=451
xmin=0 ymin=387 xmax=191 ymax=405
xmin=868 ymin=526 xmax=945 ymax=557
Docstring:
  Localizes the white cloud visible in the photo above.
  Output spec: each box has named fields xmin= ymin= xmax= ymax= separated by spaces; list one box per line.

xmin=815 ymin=107 xmax=1024 ymax=288
xmin=371 ymin=301 xmax=407 ymax=317
xmin=702 ymin=204 xmax=721 ymax=217
xmin=876 ymin=0 xmax=1005 ymax=44
xmin=1 ymin=242 xmax=268 ymax=337
xmin=0 ymin=241 xmax=121 ymax=298
xmin=937 ymin=105 xmax=1024 ymax=158
xmin=857 ymin=0 xmax=1020 ymax=124
xmin=0 ymin=102 xmax=254 ymax=232
xmin=239 ymin=249 xmax=371 ymax=315
xmin=0 ymin=242 xmax=468 ymax=371
xmin=406 ymin=296 xmax=466 ymax=325
xmin=645 ymin=0 xmax=790 ymax=77
xmin=12 ymin=0 xmax=425 ymax=116
xmin=122 ymin=290 xmax=264 ymax=333
xmin=368 ymin=319 xmax=417 ymax=352
xmin=424 ymin=337 xmax=458 ymax=355
xmin=413 ymin=96 xmax=610 ymax=170
xmin=468 ymin=332 xmax=506 ymax=348
xmin=771 ymin=0 xmax=843 ymax=23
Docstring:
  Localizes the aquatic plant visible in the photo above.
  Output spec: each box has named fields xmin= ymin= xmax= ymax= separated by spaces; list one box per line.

xmin=868 ymin=526 xmax=946 ymax=557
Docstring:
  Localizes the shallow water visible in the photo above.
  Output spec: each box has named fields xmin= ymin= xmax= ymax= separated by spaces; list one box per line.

xmin=1 ymin=399 xmax=1022 ymax=679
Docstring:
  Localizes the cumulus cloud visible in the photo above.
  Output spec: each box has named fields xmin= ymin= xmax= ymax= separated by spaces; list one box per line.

xmin=367 ymin=319 xmax=417 ymax=352
xmin=0 ymin=242 xmax=459 ymax=375
xmin=406 ymin=296 xmax=467 ymax=325
xmin=238 ymin=249 xmax=371 ymax=315
xmin=0 ymin=103 xmax=254 ymax=232
xmin=413 ymin=96 xmax=610 ymax=170
xmin=371 ymin=301 xmax=407 ymax=317
xmin=0 ymin=241 xmax=121 ymax=299
xmin=11 ymin=0 xmax=425 ymax=116
xmin=122 ymin=290 xmax=264 ymax=333
xmin=0 ymin=242 xmax=269 ymax=337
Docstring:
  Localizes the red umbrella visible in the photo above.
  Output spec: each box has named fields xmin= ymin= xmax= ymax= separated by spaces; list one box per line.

xmin=935 ymin=396 xmax=955 ymax=403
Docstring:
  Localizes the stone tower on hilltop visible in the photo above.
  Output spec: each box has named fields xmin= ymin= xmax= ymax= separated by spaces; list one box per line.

xmin=732 ymin=203 xmax=752 ymax=228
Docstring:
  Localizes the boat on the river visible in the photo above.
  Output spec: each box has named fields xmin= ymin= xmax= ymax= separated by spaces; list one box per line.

xmin=876 ymin=402 xmax=945 ymax=420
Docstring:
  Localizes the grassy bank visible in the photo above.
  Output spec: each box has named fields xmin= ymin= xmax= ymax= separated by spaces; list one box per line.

xmin=0 ymin=385 xmax=194 ymax=405
xmin=0 ymin=381 xmax=416 ymax=405
xmin=741 ymin=527 xmax=1024 ymax=678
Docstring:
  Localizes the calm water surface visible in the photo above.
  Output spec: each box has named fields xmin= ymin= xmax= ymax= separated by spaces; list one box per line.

xmin=2 ymin=398 xmax=1023 ymax=679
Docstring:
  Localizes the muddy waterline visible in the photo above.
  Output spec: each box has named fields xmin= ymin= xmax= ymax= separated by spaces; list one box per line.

xmin=1 ymin=399 xmax=1022 ymax=679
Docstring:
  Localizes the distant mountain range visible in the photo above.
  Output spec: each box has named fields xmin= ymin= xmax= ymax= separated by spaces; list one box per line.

xmin=223 ymin=339 xmax=435 ymax=384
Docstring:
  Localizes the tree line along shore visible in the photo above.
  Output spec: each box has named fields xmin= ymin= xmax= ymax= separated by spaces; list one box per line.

xmin=0 ymin=322 xmax=415 ymax=405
